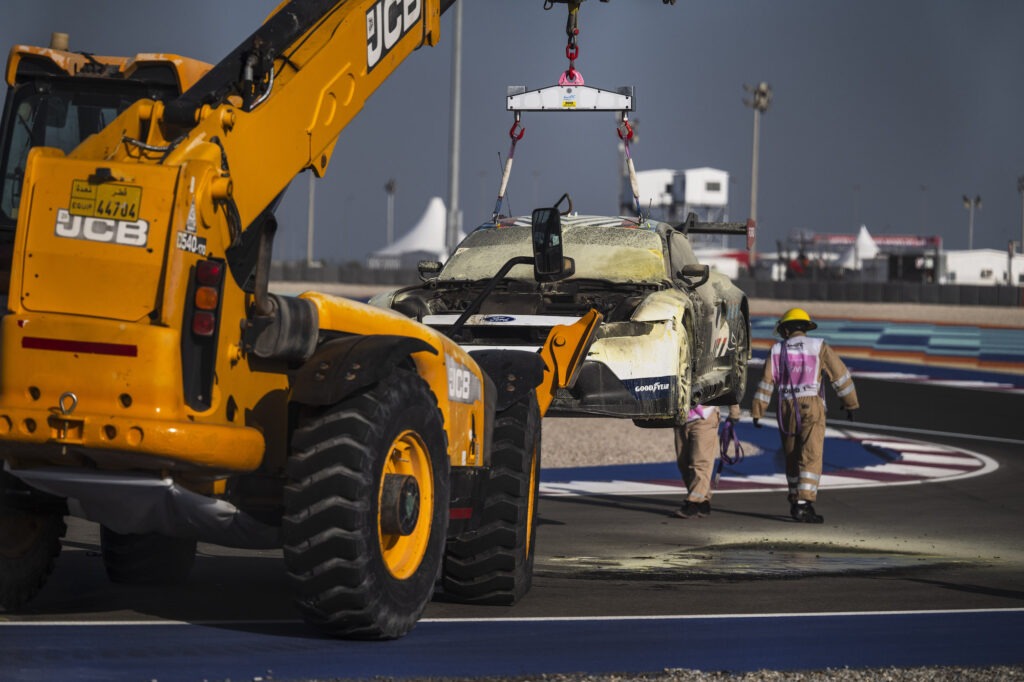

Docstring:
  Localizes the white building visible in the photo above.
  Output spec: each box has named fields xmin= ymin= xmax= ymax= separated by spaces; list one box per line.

xmin=627 ymin=167 xmax=730 ymax=223
xmin=941 ymin=249 xmax=1024 ymax=286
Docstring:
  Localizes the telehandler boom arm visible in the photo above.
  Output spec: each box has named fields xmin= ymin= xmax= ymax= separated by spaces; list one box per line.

xmin=87 ymin=0 xmax=453 ymax=233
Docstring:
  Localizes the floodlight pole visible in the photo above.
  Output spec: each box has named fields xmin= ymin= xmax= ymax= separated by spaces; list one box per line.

xmin=385 ymin=178 xmax=396 ymax=246
xmin=963 ymin=194 xmax=981 ymax=250
xmin=446 ymin=1 xmax=463 ymax=258
xmin=744 ymin=82 xmax=772 ymax=270
xmin=306 ymin=174 xmax=316 ymax=267
xmin=1017 ymin=175 xmax=1024 ymax=253
xmin=919 ymin=184 xmax=928 ymax=232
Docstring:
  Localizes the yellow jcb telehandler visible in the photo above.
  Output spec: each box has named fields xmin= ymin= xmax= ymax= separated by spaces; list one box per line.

xmin=0 ymin=0 xmax=600 ymax=639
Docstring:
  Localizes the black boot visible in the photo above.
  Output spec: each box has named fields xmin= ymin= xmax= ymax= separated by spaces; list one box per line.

xmin=675 ymin=500 xmax=701 ymax=519
xmin=791 ymin=501 xmax=824 ymax=523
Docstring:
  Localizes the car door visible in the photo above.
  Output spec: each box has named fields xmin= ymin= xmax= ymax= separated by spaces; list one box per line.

xmin=669 ymin=231 xmax=717 ymax=379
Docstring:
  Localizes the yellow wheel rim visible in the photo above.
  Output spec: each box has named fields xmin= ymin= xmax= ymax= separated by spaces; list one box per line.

xmin=378 ymin=429 xmax=433 ymax=580
xmin=525 ymin=444 xmax=538 ymax=558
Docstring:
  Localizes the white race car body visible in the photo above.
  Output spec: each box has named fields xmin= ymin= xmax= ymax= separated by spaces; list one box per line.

xmin=371 ymin=215 xmax=750 ymax=426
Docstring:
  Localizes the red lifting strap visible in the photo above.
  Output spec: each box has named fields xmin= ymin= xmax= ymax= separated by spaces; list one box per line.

xmin=617 ymin=119 xmax=634 ymax=141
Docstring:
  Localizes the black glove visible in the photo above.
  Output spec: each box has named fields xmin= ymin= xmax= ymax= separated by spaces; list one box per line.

xmin=753 ymin=418 xmax=762 ymax=428
xmin=846 ymin=410 xmax=856 ymax=422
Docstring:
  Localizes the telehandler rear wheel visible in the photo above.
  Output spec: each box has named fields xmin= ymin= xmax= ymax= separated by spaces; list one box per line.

xmin=0 ymin=473 xmax=66 ymax=611
xmin=284 ymin=368 xmax=450 ymax=639
xmin=441 ymin=392 xmax=540 ymax=604
xmin=100 ymin=527 xmax=197 ymax=584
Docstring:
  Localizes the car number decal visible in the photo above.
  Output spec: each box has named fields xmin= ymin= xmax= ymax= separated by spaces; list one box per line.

xmin=712 ymin=319 xmax=731 ymax=357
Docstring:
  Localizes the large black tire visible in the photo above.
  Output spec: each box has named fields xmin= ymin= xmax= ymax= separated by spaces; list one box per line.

xmin=441 ymin=392 xmax=540 ymax=605
xmin=100 ymin=527 xmax=197 ymax=585
xmin=0 ymin=477 xmax=66 ymax=611
xmin=283 ymin=367 xmax=450 ymax=639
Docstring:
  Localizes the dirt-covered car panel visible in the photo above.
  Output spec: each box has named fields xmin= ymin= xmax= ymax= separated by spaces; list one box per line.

xmin=440 ymin=219 xmax=667 ymax=284
xmin=568 ymin=312 xmax=682 ymax=418
xmin=371 ymin=215 xmax=749 ymax=424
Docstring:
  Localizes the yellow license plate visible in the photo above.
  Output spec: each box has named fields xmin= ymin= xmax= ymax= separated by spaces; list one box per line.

xmin=69 ymin=180 xmax=142 ymax=221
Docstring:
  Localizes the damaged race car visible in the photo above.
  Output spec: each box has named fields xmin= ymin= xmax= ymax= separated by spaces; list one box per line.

xmin=370 ymin=206 xmax=750 ymax=427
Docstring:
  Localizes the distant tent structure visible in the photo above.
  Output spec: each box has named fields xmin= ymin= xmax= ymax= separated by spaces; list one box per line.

xmin=837 ymin=225 xmax=879 ymax=270
xmin=367 ymin=197 xmax=465 ymax=270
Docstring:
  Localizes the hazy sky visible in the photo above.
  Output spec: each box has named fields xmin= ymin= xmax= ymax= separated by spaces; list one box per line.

xmin=3 ymin=1 xmax=1023 ymax=262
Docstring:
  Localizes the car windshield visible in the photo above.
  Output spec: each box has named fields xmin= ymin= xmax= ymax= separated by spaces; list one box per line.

xmin=440 ymin=219 xmax=668 ymax=284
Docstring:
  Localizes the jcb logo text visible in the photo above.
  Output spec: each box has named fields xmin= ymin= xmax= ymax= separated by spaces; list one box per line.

xmin=54 ymin=208 xmax=149 ymax=247
xmin=445 ymin=355 xmax=481 ymax=404
xmin=366 ymin=0 xmax=420 ymax=72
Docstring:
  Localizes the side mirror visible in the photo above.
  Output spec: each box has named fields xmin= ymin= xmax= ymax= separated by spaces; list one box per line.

xmin=678 ymin=263 xmax=710 ymax=288
xmin=417 ymin=259 xmax=442 ymax=281
xmin=531 ymin=206 xmax=575 ymax=282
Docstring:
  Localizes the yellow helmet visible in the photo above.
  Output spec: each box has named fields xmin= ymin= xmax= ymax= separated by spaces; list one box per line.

xmin=775 ymin=307 xmax=817 ymax=336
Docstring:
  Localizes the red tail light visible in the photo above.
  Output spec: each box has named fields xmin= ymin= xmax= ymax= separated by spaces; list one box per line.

xmin=192 ymin=311 xmax=216 ymax=336
xmin=191 ymin=260 xmax=224 ymax=337
xmin=183 ymin=259 xmax=226 ymax=410
xmin=196 ymin=260 xmax=223 ymax=286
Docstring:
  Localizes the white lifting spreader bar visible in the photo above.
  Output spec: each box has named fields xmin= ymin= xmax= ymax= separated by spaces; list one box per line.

xmin=491 ymin=84 xmax=639 ymax=219
xmin=506 ymin=84 xmax=634 ymax=112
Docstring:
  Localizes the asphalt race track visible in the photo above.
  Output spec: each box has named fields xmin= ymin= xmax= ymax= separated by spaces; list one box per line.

xmin=2 ymin=346 xmax=1024 ymax=680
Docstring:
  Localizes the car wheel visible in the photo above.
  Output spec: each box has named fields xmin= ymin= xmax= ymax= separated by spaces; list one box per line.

xmin=0 ymin=474 xmax=66 ymax=611
xmin=100 ymin=527 xmax=197 ymax=585
xmin=442 ymin=392 xmax=540 ymax=605
xmin=704 ymin=313 xmax=750 ymax=408
xmin=284 ymin=368 xmax=450 ymax=639
xmin=727 ymin=315 xmax=750 ymax=404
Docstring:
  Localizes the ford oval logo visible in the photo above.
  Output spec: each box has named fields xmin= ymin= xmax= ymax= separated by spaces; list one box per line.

xmin=482 ymin=315 xmax=516 ymax=323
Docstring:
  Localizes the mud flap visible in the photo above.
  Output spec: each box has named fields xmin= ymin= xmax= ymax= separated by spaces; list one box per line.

xmin=469 ymin=349 xmax=545 ymax=412
xmin=447 ymin=465 xmax=488 ymax=536
xmin=290 ymin=335 xmax=437 ymax=406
